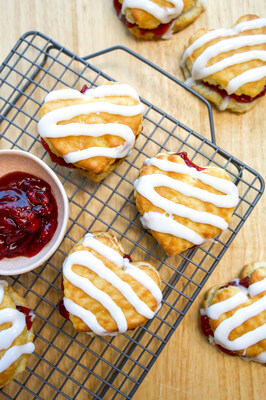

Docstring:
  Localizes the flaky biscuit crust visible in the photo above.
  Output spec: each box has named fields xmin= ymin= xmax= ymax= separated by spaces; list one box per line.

xmin=63 ymin=231 xmax=162 ymax=334
xmin=118 ymin=0 xmax=205 ymax=40
xmin=181 ymin=14 xmax=266 ymax=111
xmin=134 ymin=152 xmax=235 ymax=256
xmin=202 ymin=262 xmax=266 ymax=362
xmin=0 ymin=286 xmax=34 ymax=388
xmin=40 ymin=85 xmax=143 ymax=182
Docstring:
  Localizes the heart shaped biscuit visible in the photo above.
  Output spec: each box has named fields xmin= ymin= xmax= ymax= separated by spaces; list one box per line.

xmin=200 ymin=261 xmax=266 ymax=364
xmin=181 ymin=14 xmax=266 ymax=113
xmin=60 ymin=232 xmax=162 ymax=335
xmin=38 ymin=83 xmax=144 ymax=182
xmin=134 ymin=152 xmax=238 ymax=256
xmin=114 ymin=0 xmax=205 ymax=40
xmin=0 ymin=281 xmax=35 ymax=388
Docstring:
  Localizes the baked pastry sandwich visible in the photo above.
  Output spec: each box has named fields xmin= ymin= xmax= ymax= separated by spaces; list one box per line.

xmin=60 ymin=232 xmax=162 ymax=335
xmin=201 ymin=261 xmax=266 ymax=364
xmin=181 ymin=15 xmax=266 ymax=112
xmin=114 ymin=0 xmax=206 ymax=40
xmin=0 ymin=281 xmax=35 ymax=388
xmin=134 ymin=151 xmax=239 ymax=256
xmin=38 ymin=83 xmax=144 ymax=182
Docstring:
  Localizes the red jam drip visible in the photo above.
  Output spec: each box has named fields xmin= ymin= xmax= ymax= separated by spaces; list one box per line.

xmin=0 ymin=172 xmax=58 ymax=260
xmin=200 ymin=315 xmax=237 ymax=357
xmin=113 ymin=0 xmax=173 ymax=37
xmin=16 ymin=305 xmax=34 ymax=330
xmin=176 ymin=152 xmax=205 ymax=171
xmin=123 ymin=254 xmax=133 ymax=262
xmin=80 ymin=84 xmax=88 ymax=94
xmin=41 ymin=138 xmax=76 ymax=169
xmin=219 ymin=276 xmax=250 ymax=290
xmin=59 ymin=300 xmax=70 ymax=321
xmin=203 ymin=82 xmax=266 ymax=103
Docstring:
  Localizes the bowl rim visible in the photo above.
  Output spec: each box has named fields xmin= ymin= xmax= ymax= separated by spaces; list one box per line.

xmin=0 ymin=149 xmax=69 ymax=275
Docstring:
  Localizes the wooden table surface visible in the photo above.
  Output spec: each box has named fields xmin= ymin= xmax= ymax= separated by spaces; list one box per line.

xmin=1 ymin=1 xmax=265 ymax=399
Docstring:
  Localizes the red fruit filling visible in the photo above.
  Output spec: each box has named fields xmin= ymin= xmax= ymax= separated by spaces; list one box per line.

xmin=123 ymin=253 xmax=133 ymax=262
xmin=113 ymin=0 xmax=174 ymax=37
xmin=200 ymin=314 xmax=237 ymax=357
xmin=0 ymin=172 xmax=58 ymax=260
xmin=176 ymin=152 xmax=205 ymax=172
xmin=203 ymin=82 xmax=266 ymax=104
xmin=41 ymin=138 xmax=75 ymax=169
xmin=16 ymin=305 xmax=34 ymax=330
xmin=59 ymin=300 xmax=70 ymax=321
xmin=80 ymin=84 xmax=88 ymax=94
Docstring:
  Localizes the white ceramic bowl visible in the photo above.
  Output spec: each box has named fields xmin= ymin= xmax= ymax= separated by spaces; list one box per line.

xmin=0 ymin=149 xmax=69 ymax=275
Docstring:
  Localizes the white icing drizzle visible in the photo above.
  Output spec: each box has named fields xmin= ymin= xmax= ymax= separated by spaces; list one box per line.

xmin=63 ymin=234 xmax=161 ymax=335
xmin=254 ymin=352 xmax=266 ymax=363
xmin=0 ymin=343 xmax=35 ymax=374
xmin=218 ymin=95 xmax=230 ymax=111
xmin=38 ymin=84 xmax=144 ymax=164
xmin=192 ymin=37 xmax=266 ymax=80
xmin=226 ymin=66 xmax=266 ymax=95
xmin=140 ymin=212 xmax=206 ymax=245
xmin=121 ymin=0 xmax=184 ymax=24
xmin=134 ymin=156 xmax=238 ymax=245
xmin=0 ymin=281 xmax=35 ymax=374
xmin=205 ymin=275 xmax=266 ymax=355
xmin=181 ymin=18 xmax=266 ymax=94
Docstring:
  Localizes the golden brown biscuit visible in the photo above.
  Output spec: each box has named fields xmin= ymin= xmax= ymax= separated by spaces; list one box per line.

xmin=134 ymin=152 xmax=238 ymax=256
xmin=181 ymin=15 xmax=266 ymax=113
xmin=200 ymin=261 xmax=266 ymax=364
xmin=60 ymin=232 xmax=162 ymax=335
xmin=38 ymin=83 xmax=144 ymax=182
xmin=114 ymin=0 xmax=205 ymax=40
xmin=0 ymin=282 xmax=34 ymax=388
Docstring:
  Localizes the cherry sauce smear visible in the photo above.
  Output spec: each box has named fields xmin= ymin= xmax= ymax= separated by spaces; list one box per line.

xmin=0 ymin=171 xmax=58 ymax=260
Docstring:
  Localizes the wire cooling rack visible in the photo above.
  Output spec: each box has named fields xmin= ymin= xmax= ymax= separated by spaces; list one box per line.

xmin=0 ymin=31 xmax=264 ymax=400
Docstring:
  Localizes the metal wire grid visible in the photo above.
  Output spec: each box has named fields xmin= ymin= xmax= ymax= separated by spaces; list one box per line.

xmin=0 ymin=31 xmax=264 ymax=400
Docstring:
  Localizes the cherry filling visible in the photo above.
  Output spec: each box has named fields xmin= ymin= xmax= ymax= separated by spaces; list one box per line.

xmin=16 ymin=305 xmax=34 ymax=330
xmin=123 ymin=253 xmax=133 ymax=262
xmin=0 ymin=172 xmax=58 ymax=260
xmin=59 ymin=300 xmax=70 ymax=321
xmin=113 ymin=0 xmax=174 ymax=37
xmin=176 ymin=152 xmax=205 ymax=172
xmin=203 ymin=82 xmax=266 ymax=104
xmin=80 ymin=84 xmax=88 ymax=94
xmin=41 ymin=138 xmax=76 ymax=169
xmin=59 ymin=279 xmax=70 ymax=321
xmin=200 ymin=276 xmax=250 ymax=357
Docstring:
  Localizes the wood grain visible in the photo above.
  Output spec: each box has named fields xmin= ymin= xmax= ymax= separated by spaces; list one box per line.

xmin=0 ymin=1 xmax=265 ymax=399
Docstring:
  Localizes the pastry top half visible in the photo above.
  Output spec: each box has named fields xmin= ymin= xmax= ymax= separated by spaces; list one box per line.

xmin=61 ymin=231 xmax=162 ymax=335
xmin=201 ymin=261 xmax=266 ymax=364
xmin=38 ymin=83 xmax=144 ymax=182
xmin=115 ymin=0 xmax=206 ymax=40
xmin=134 ymin=152 xmax=239 ymax=256
xmin=181 ymin=15 xmax=266 ymax=112
xmin=0 ymin=281 xmax=35 ymax=388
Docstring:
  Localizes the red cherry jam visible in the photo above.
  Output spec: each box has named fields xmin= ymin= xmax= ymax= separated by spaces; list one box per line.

xmin=59 ymin=300 xmax=70 ymax=321
xmin=123 ymin=253 xmax=133 ymax=262
xmin=219 ymin=276 xmax=250 ymax=290
xmin=0 ymin=171 xmax=58 ymax=260
xmin=203 ymin=82 xmax=266 ymax=103
xmin=16 ymin=305 xmax=34 ymax=330
xmin=200 ymin=314 xmax=237 ymax=357
xmin=113 ymin=0 xmax=173 ymax=37
xmin=41 ymin=138 xmax=75 ymax=169
xmin=176 ymin=152 xmax=205 ymax=172
xmin=80 ymin=84 xmax=89 ymax=94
